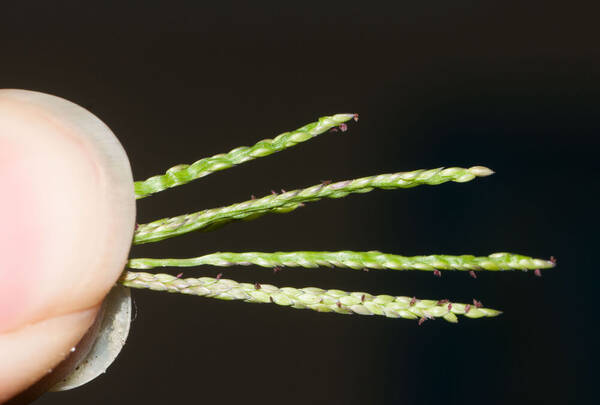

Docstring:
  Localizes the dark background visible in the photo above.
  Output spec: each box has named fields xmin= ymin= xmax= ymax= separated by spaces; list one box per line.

xmin=1 ymin=1 xmax=596 ymax=404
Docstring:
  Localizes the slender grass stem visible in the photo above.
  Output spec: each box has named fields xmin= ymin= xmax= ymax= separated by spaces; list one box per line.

xmin=128 ymin=251 xmax=555 ymax=272
xmin=121 ymin=271 xmax=502 ymax=322
xmin=134 ymin=114 xmax=357 ymax=199
xmin=133 ymin=166 xmax=494 ymax=244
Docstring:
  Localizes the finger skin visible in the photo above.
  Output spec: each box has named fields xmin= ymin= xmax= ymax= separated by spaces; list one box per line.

xmin=0 ymin=90 xmax=136 ymax=401
xmin=0 ymin=307 xmax=99 ymax=404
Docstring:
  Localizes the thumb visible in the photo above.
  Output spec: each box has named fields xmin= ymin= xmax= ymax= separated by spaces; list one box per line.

xmin=0 ymin=90 xmax=136 ymax=402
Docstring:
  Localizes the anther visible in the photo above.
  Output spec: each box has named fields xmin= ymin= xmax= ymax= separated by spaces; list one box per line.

xmin=433 ymin=270 xmax=441 ymax=277
xmin=339 ymin=123 xmax=348 ymax=132
xmin=353 ymin=113 xmax=359 ymax=122
xmin=469 ymin=270 xmax=477 ymax=279
xmin=418 ymin=317 xmax=426 ymax=326
xmin=337 ymin=301 xmax=342 ymax=308
xmin=447 ymin=303 xmax=453 ymax=310
xmin=321 ymin=180 xmax=332 ymax=186
xmin=216 ymin=273 xmax=222 ymax=280
xmin=251 ymin=194 xmax=256 ymax=200
xmin=271 ymin=190 xmax=277 ymax=195
xmin=273 ymin=266 xmax=281 ymax=274
xmin=410 ymin=297 xmax=417 ymax=306
xmin=465 ymin=304 xmax=471 ymax=313
xmin=255 ymin=282 xmax=261 ymax=289
xmin=534 ymin=269 xmax=542 ymax=277
xmin=269 ymin=296 xmax=274 ymax=303
xmin=361 ymin=294 xmax=366 ymax=303
xmin=437 ymin=299 xmax=449 ymax=305
xmin=550 ymin=256 xmax=557 ymax=264
xmin=473 ymin=299 xmax=483 ymax=308
xmin=176 ymin=272 xmax=183 ymax=278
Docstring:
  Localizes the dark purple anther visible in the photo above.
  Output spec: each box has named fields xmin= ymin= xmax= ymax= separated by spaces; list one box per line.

xmin=176 ymin=272 xmax=183 ymax=278
xmin=410 ymin=297 xmax=417 ymax=306
xmin=447 ymin=303 xmax=453 ymax=310
xmin=473 ymin=299 xmax=483 ymax=308
xmin=339 ymin=123 xmax=348 ymax=132
xmin=361 ymin=294 xmax=366 ymax=303
xmin=255 ymin=282 xmax=261 ymax=290
xmin=216 ymin=273 xmax=222 ymax=280
xmin=437 ymin=299 xmax=448 ymax=306
xmin=465 ymin=304 xmax=471 ymax=313
xmin=251 ymin=195 xmax=256 ymax=200
xmin=321 ymin=180 xmax=332 ymax=186
xmin=270 ymin=296 xmax=275 ymax=303
xmin=534 ymin=269 xmax=542 ymax=277
xmin=418 ymin=317 xmax=426 ymax=326
xmin=353 ymin=114 xmax=359 ymax=122
xmin=273 ymin=266 xmax=281 ymax=274
xmin=469 ymin=271 xmax=477 ymax=279
xmin=433 ymin=270 xmax=441 ymax=277
xmin=550 ymin=256 xmax=557 ymax=264
xmin=336 ymin=301 xmax=342 ymax=308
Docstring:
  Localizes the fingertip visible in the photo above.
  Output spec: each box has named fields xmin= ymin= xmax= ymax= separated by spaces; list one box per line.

xmin=0 ymin=89 xmax=136 ymax=399
xmin=0 ymin=89 xmax=136 ymax=331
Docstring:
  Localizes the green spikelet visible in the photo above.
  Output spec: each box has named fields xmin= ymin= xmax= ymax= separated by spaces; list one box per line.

xmin=121 ymin=271 xmax=502 ymax=322
xmin=134 ymin=114 xmax=356 ymax=199
xmin=134 ymin=166 xmax=493 ymax=244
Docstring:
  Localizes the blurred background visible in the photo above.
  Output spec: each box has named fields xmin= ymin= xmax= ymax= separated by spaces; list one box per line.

xmin=1 ymin=1 xmax=596 ymax=404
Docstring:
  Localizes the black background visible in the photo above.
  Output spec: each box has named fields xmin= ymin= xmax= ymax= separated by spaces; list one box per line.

xmin=1 ymin=1 xmax=596 ymax=404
